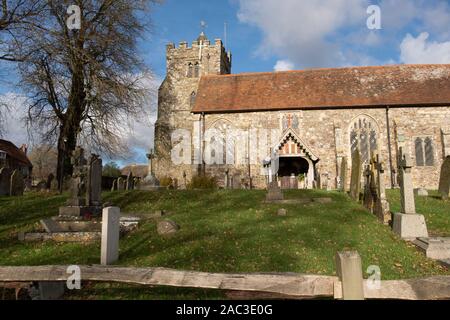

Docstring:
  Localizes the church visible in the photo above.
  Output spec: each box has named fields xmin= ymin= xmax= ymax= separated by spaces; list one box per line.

xmin=153 ymin=32 xmax=450 ymax=190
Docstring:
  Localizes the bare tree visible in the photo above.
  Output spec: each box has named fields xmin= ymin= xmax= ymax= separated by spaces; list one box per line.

xmin=8 ymin=0 xmax=158 ymax=188
xmin=28 ymin=144 xmax=58 ymax=180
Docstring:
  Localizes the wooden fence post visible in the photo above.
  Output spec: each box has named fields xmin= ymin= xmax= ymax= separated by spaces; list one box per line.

xmin=335 ymin=251 xmax=365 ymax=300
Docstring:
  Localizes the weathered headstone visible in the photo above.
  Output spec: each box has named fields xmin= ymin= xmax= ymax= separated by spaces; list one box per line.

xmin=59 ymin=147 xmax=103 ymax=217
xmin=266 ymin=181 xmax=284 ymax=201
xmin=0 ymin=167 xmax=12 ymax=196
xmin=349 ymin=149 xmax=362 ymax=201
xmin=363 ymin=164 xmax=376 ymax=212
xmin=9 ymin=170 xmax=25 ymax=196
xmin=101 ymin=207 xmax=120 ymax=265
xmin=374 ymin=155 xmax=391 ymax=224
xmin=392 ymin=148 xmax=428 ymax=240
xmin=157 ymin=219 xmax=180 ymax=235
xmin=117 ymin=177 xmax=124 ymax=191
xmin=87 ymin=154 xmax=102 ymax=207
xmin=277 ymin=208 xmax=287 ymax=216
xmin=50 ymin=179 xmax=59 ymax=191
xmin=413 ymin=237 xmax=450 ymax=260
xmin=414 ymin=188 xmax=429 ymax=197
xmin=438 ymin=156 xmax=450 ymax=200
xmin=335 ymin=251 xmax=364 ymax=300
xmin=125 ymin=172 xmax=133 ymax=190
xmin=339 ymin=157 xmax=348 ymax=192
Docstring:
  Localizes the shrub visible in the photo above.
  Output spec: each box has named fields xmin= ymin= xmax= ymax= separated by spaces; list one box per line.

xmin=187 ymin=175 xmax=218 ymax=190
xmin=159 ymin=176 xmax=174 ymax=188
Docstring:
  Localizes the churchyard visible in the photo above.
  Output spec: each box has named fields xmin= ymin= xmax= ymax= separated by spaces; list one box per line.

xmin=1 ymin=186 xmax=449 ymax=299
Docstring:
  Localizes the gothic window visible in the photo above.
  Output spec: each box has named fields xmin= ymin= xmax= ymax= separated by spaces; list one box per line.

xmin=350 ymin=116 xmax=379 ymax=164
xmin=415 ymin=138 xmax=425 ymax=166
xmin=194 ymin=62 xmax=200 ymax=78
xmin=415 ymin=137 xmax=435 ymax=166
xmin=187 ymin=63 xmax=193 ymax=78
xmin=190 ymin=91 xmax=196 ymax=107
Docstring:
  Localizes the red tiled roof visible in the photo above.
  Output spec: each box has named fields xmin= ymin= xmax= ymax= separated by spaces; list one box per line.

xmin=192 ymin=64 xmax=450 ymax=113
xmin=0 ymin=139 xmax=32 ymax=167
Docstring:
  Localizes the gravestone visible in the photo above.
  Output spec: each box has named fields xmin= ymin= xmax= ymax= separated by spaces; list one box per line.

xmin=58 ymin=147 xmax=102 ymax=217
xmin=414 ymin=188 xmax=429 ymax=197
xmin=374 ymin=155 xmax=391 ymax=224
xmin=126 ymin=172 xmax=134 ymax=191
xmin=363 ymin=164 xmax=375 ymax=212
xmin=277 ymin=208 xmax=287 ymax=216
xmin=157 ymin=219 xmax=180 ymax=235
xmin=266 ymin=181 xmax=284 ymax=201
xmin=10 ymin=170 xmax=25 ymax=196
xmin=111 ymin=179 xmax=117 ymax=191
xmin=438 ymin=156 xmax=450 ymax=200
xmin=101 ymin=207 xmax=120 ymax=265
xmin=87 ymin=154 xmax=102 ymax=207
xmin=392 ymin=148 xmax=428 ymax=240
xmin=413 ymin=237 xmax=450 ymax=260
xmin=117 ymin=177 xmax=124 ymax=191
xmin=0 ymin=167 xmax=12 ymax=196
xmin=339 ymin=157 xmax=348 ymax=192
xmin=349 ymin=149 xmax=362 ymax=201
xmin=50 ymin=179 xmax=58 ymax=191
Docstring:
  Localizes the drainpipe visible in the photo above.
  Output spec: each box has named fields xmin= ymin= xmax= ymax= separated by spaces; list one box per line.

xmin=201 ymin=112 xmax=206 ymax=176
xmin=386 ymin=106 xmax=395 ymax=188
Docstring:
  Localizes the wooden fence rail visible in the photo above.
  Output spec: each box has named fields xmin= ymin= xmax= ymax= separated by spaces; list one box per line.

xmin=1 ymin=265 xmax=450 ymax=300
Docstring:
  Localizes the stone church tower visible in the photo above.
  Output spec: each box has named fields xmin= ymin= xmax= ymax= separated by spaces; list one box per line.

xmin=154 ymin=32 xmax=232 ymax=184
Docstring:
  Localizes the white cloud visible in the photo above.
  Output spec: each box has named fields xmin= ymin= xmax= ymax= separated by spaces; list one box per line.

xmin=0 ymin=93 xmax=31 ymax=146
xmin=274 ymin=60 xmax=295 ymax=71
xmin=400 ymin=32 xmax=450 ymax=64
xmin=237 ymin=0 xmax=450 ymax=68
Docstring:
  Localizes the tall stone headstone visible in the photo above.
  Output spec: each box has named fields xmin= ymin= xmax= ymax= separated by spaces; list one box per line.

xmin=59 ymin=147 xmax=103 ymax=217
xmin=87 ymin=154 xmax=102 ymax=207
xmin=374 ymin=155 xmax=391 ymax=224
xmin=349 ymin=149 xmax=362 ymax=201
xmin=117 ymin=177 xmax=124 ymax=191
xmin=101 ymin=207 xmax=120 ymax=265
xmin=393 ymin=148 xmax=428 ymax=240
xmin=438 ymin=156 xmax=450 ymax=200
xmin=339 ymin=157 xmax=348 ymax=192
xmin=0 ymin=167 xmax=12 ymax=196
xmin=10 ymin=170 xmax=25 ymax=196
xmin=398 ymin=148 xmax=415 ymax=214
xmin=126 ymin=172 xmax=134 ymax=191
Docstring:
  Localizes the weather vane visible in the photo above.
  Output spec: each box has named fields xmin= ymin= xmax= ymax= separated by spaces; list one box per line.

xmin=200 ymin=20 xmax=207 ymax=33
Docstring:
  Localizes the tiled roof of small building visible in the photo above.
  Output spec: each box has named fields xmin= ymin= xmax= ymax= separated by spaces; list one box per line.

xmin=0 ymin=139 xmax=32 ymax=167
xmin=192 ymin=64 xmax=450 ymax=113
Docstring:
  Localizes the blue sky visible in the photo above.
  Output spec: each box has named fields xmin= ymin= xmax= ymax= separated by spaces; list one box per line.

xmin=1 ymin=0 xmax=450 ymax=166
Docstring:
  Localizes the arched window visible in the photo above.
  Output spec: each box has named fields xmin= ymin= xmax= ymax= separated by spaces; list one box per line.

xmin=349 ymin=115 xmax=379 ymax=164
xmin=190 ymin=91 xmax=196 ymax=107
xmin=415 ymin=136 xmax=435 ymax=166
xmin=424 ymin=137 xmax=435 ymax=166
xmin=187 ymin=63 xmax=193 ymax=78
xmin=194 ymin=62 xmax=200 ymax=78
xmin=415 ymin=138 xmax=425 ymax=166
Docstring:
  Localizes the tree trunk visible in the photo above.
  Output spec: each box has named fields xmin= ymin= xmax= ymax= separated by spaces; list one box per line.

xmin=56 ymin=56 xmax=86 ymax=190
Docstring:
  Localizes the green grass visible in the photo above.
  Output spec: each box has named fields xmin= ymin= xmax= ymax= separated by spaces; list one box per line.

xmin=386 ymin=189 xmax=450 ymax=237
xmin=0 ymin=189 xmax=449 ymax=299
